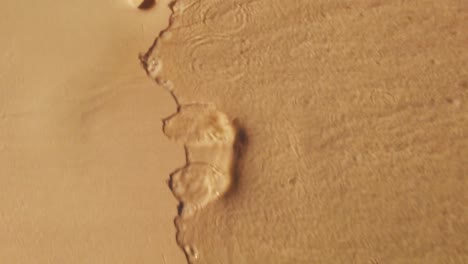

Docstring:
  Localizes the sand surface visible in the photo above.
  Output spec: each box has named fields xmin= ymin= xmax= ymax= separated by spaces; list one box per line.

xmin=1 ymin=0 xmax=467 ymax=263
xmin=0 ymin=1 xmax=186 ymax=263
xmin=147 ymin=0 xmax=468 ymax=263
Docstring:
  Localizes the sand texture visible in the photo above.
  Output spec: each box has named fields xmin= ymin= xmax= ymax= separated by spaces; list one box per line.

xmin=0 ymin=0 xmax=467 ymax=263
xmin=0 ymin=1 xmax=186 ymax=263
xmin=147 ymin=0 xmax=468 ymax=263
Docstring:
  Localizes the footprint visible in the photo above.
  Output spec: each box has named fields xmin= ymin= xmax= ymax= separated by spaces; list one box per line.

xmin=186 ymin=143 xmax=234 ymax=173
xmin=170 ymin=163 xmax=230 ymax=217
xmin=163 ymin=104 xmax=235 ymax=146
xmin=163 ymin=103 xmax=240 ymax=219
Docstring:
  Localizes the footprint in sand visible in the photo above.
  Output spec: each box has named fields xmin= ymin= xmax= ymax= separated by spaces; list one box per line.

xmin=163 ymin=104 xmax=235 ymax=146
xmin=163 ymin=103 xmax=236 ymax=217
xmin=170 ymin=162 xmax=230 ymax=218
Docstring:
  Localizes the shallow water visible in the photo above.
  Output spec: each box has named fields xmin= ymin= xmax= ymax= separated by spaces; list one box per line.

xmin=147 ymin=0 xmax=468 ymax=263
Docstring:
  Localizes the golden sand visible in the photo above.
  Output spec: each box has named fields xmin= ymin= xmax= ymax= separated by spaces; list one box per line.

xmin=146 ymin=0 xmax=468 ymax=263
xmin=0 ymin=1 xmax=185 ymax=263
xmin=1 ymin=0 xmax=467 ymax=263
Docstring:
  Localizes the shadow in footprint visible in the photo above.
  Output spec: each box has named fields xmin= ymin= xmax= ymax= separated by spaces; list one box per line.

xmin=138 ymin=0 xmax=155 ymax=10
xmin=225 ymin=119 xmax=249 ymax=199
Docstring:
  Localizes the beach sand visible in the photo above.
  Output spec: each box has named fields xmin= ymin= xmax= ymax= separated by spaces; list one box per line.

xmin=1 ymin=0 xmax=467 ymax=263
xmin=147 ymin=0 xmax=467 ymax=263
xmin=0 ymin=1 xmax=185 ymax=263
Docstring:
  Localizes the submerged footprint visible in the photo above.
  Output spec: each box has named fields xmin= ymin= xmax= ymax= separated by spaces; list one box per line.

xmin=163 ymin=104 xmax=236 ymax=146
xmin=170 ymin=162 xmax=230 ymax=217
xmin=164 ymin=103 xmax=237 ymax=219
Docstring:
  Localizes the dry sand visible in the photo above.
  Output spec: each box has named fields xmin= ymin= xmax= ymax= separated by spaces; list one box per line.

xmin=1 ymin=0 xmax=467 ymax=263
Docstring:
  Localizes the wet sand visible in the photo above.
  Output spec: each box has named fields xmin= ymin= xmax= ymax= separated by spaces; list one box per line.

xmin=148 ymin=0 xmax=468 ymax=263
xmin=1 ymin=0 xmax=467 ymax=263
